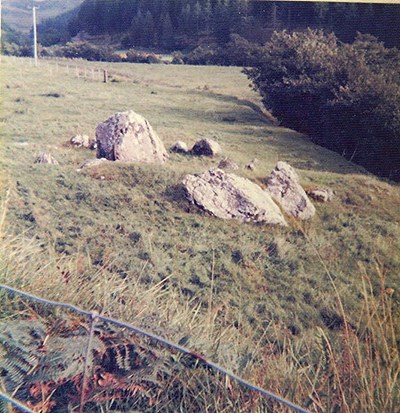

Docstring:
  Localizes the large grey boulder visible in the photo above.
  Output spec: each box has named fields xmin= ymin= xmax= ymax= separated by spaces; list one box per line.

xmin=96 ymin=111 xmax=168 ymax=163
xmin=182 ymin=168 xmax=287 ymax=225
xmin=267 ymin=161 xmax=315 ymax=220
xmin=191 ymin=139 xmax=221 ymax=157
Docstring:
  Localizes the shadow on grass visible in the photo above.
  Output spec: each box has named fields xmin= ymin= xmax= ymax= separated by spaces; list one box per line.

xmin=202 ymin=90 xmax=278 ymax=125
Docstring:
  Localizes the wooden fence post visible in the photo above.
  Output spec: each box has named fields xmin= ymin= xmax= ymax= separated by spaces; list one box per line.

xmin=103 ymin=69 xmax=108 ymax=83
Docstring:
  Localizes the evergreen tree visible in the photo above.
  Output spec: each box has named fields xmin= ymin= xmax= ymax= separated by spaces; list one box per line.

xmin=160 ymin=12 xmax=174 ymax=49
xmin=203 ymin=0 xmax=212 ymax=33
xmin=143 ymin=11 xmax=157 ymax=47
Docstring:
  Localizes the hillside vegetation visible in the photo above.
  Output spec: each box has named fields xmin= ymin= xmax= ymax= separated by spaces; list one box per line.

xmin=0 ymin=57 xmax=399 ymax=411
xmin=2 ymin=0 xmax=83 ymax=33
xmin=65 ymin=0 xmax=400 ymax=49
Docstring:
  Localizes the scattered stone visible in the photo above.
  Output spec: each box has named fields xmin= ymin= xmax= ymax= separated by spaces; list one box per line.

xmin=267 ymin=161 xmax=315 ymax=220
xmin=170 ymin=141 xmax=188 ymax=154
xmin=218 ymin=158 xmax=239 ymax=170
xmin=245 ymin=158 xmax=259 ymax=171
xmin=182 ymin=168 xmax=287 ymax=225
xmin=96 ymin=110 xmax=168 ymax=163
xmin=191 ymin=139 xmax=221 ymax=157
xmin=70 ymin=134 xmax=97 ymax=149
xmin=306 ymin=187 xmax=334 ymax=203
xmin=77 ymin=158 xmax=108 ymax=171
xmin=34 ymin=152 xmax=59 ymax=165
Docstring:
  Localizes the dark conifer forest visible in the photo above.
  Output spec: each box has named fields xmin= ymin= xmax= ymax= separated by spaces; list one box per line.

xmin=37 ymin=0 xmax=400 ymax=50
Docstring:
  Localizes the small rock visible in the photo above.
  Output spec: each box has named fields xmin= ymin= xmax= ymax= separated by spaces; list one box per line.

xmin=191 ymin=139 xmax=221 ymax=157
xmin=70 ymin=134 xmax=96 ymax=149
xmin=34 ymin=152 xmax=59 ymax=165
xmin=267 ymin=161 xmax=315 ymax=220
xmin=78 ymin=158 xmax=108 ymax=171
xmin=96 ymin=110 xmax=168 ymax=163
xmin=306 ymin=187 xmax=334 ymax=203
xmin=218 ymin=158 xmax=239 ymax=170
xmin=182 ymin=168 xmax=287 ymax=225
xmin=170 ymin=141 xmax=188 ymax=154
xmin=245 ymin=158 xmax=259 ymax=171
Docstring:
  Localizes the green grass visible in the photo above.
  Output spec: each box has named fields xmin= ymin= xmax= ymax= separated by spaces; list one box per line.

xmin=0 ymin=57 xmax=399 ymax=412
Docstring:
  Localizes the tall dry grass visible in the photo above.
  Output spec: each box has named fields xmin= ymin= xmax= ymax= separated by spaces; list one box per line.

xmin=0 ymin=216 xmax=398 ymax=412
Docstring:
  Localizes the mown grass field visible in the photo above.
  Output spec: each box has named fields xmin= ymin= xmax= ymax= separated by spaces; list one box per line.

xmin=0 ymin=57 xmax=399 ymax=412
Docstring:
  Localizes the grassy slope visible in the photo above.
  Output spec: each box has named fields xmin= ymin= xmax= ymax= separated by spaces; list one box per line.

xmin=0 ymin=57 xmax=399 ymax=410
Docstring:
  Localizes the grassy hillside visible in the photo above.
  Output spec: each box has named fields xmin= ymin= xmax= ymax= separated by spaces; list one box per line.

xmin=2 ymin=0 xmax=83 ymax=33
xmin=0 ymin=57 xmax=399 ymax=411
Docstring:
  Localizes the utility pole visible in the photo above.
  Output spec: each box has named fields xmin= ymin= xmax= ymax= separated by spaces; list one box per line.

xmin=33 ymin=6 xmax=38 ymax=66
xmin=0 ymin=0 xmax=3 ymax=63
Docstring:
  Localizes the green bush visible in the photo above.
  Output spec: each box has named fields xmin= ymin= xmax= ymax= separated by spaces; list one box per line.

xmin=245 ymin=30 xmax=400 ymax=181
xmin=125 ymin=49 xmax=162 ymax=64
xmin=2 ymin=42 xmax=32 ymax=57
xmin=171 ymin=51 xmax=185 ymax=65
xmin=222 ymin=34 xmax=260 ymax=67
xmin=185 ymin=45 xmax=223 ymax=65
xmin=61 ymin=41 xmax=122 ymax=62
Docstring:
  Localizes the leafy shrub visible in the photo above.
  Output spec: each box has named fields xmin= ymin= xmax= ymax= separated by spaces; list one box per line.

xmin=125 ymin=49 xmax=162 ymax=64
xmin=61 ymin=41 xmax=121 ymax=62
xmin=245 ymin=30 xmax=400 ymax=181
xmin=222 ymin=34 xmax=260 ymax=66
xmin=2 ymin=42 xmax=32 ymax=57
xmin=171 ymin=51 xmax=185 ymax=65
xmin=185 ymin=45 xmax=223 ymax=65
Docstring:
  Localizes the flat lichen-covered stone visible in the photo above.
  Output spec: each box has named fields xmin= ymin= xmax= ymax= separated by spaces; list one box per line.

xmin=96 ymin=111 xmax=168 ymax=163
xmin=182 ymin=168 xmax=287 ymax=225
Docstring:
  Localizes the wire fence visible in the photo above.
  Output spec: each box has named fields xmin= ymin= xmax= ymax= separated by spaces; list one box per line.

xmin=2 ymin=55 xmax=114 ymax=83
xmin=0 ymin=284 xmax=311 ymax=413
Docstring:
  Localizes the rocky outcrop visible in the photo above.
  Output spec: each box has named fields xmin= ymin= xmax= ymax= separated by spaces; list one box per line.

xmin=70 ymin=134 xmax=96 ymax=149
xmin=34 ymin=153 xmax=59 ymax=165
xmin=182 ymin=168 xmax=287 ymax=225
xmin=267 ymin=161 xmax=315 ymax=220
xmin=191 ymin=139 xmax=221 ymax=156
xmin=306 ymin=187 xmax=334 ymax=203
xmin=170 ymin=141 xmax=188 ymax=154
xmin=96 ymin=111 xmax=168 ymax=163
xmin=218 ymin=158 xmax=239 ymax=170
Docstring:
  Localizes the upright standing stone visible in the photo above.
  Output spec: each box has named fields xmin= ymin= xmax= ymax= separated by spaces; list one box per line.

xmin=267 ymin=161 xmax=315 ymax=220
xmin=96 ymin=111 xmax=168 ymax=163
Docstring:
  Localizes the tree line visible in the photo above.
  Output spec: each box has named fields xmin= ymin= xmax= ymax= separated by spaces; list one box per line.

xmin=34 ymin=0 xmax=400 ymax=50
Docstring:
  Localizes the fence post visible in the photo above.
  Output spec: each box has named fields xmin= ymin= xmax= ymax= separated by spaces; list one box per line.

xmin=79 ymin=311 xmax=98 ymax=413
xmin=103 ymin=69 xmax=108 ymax=83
